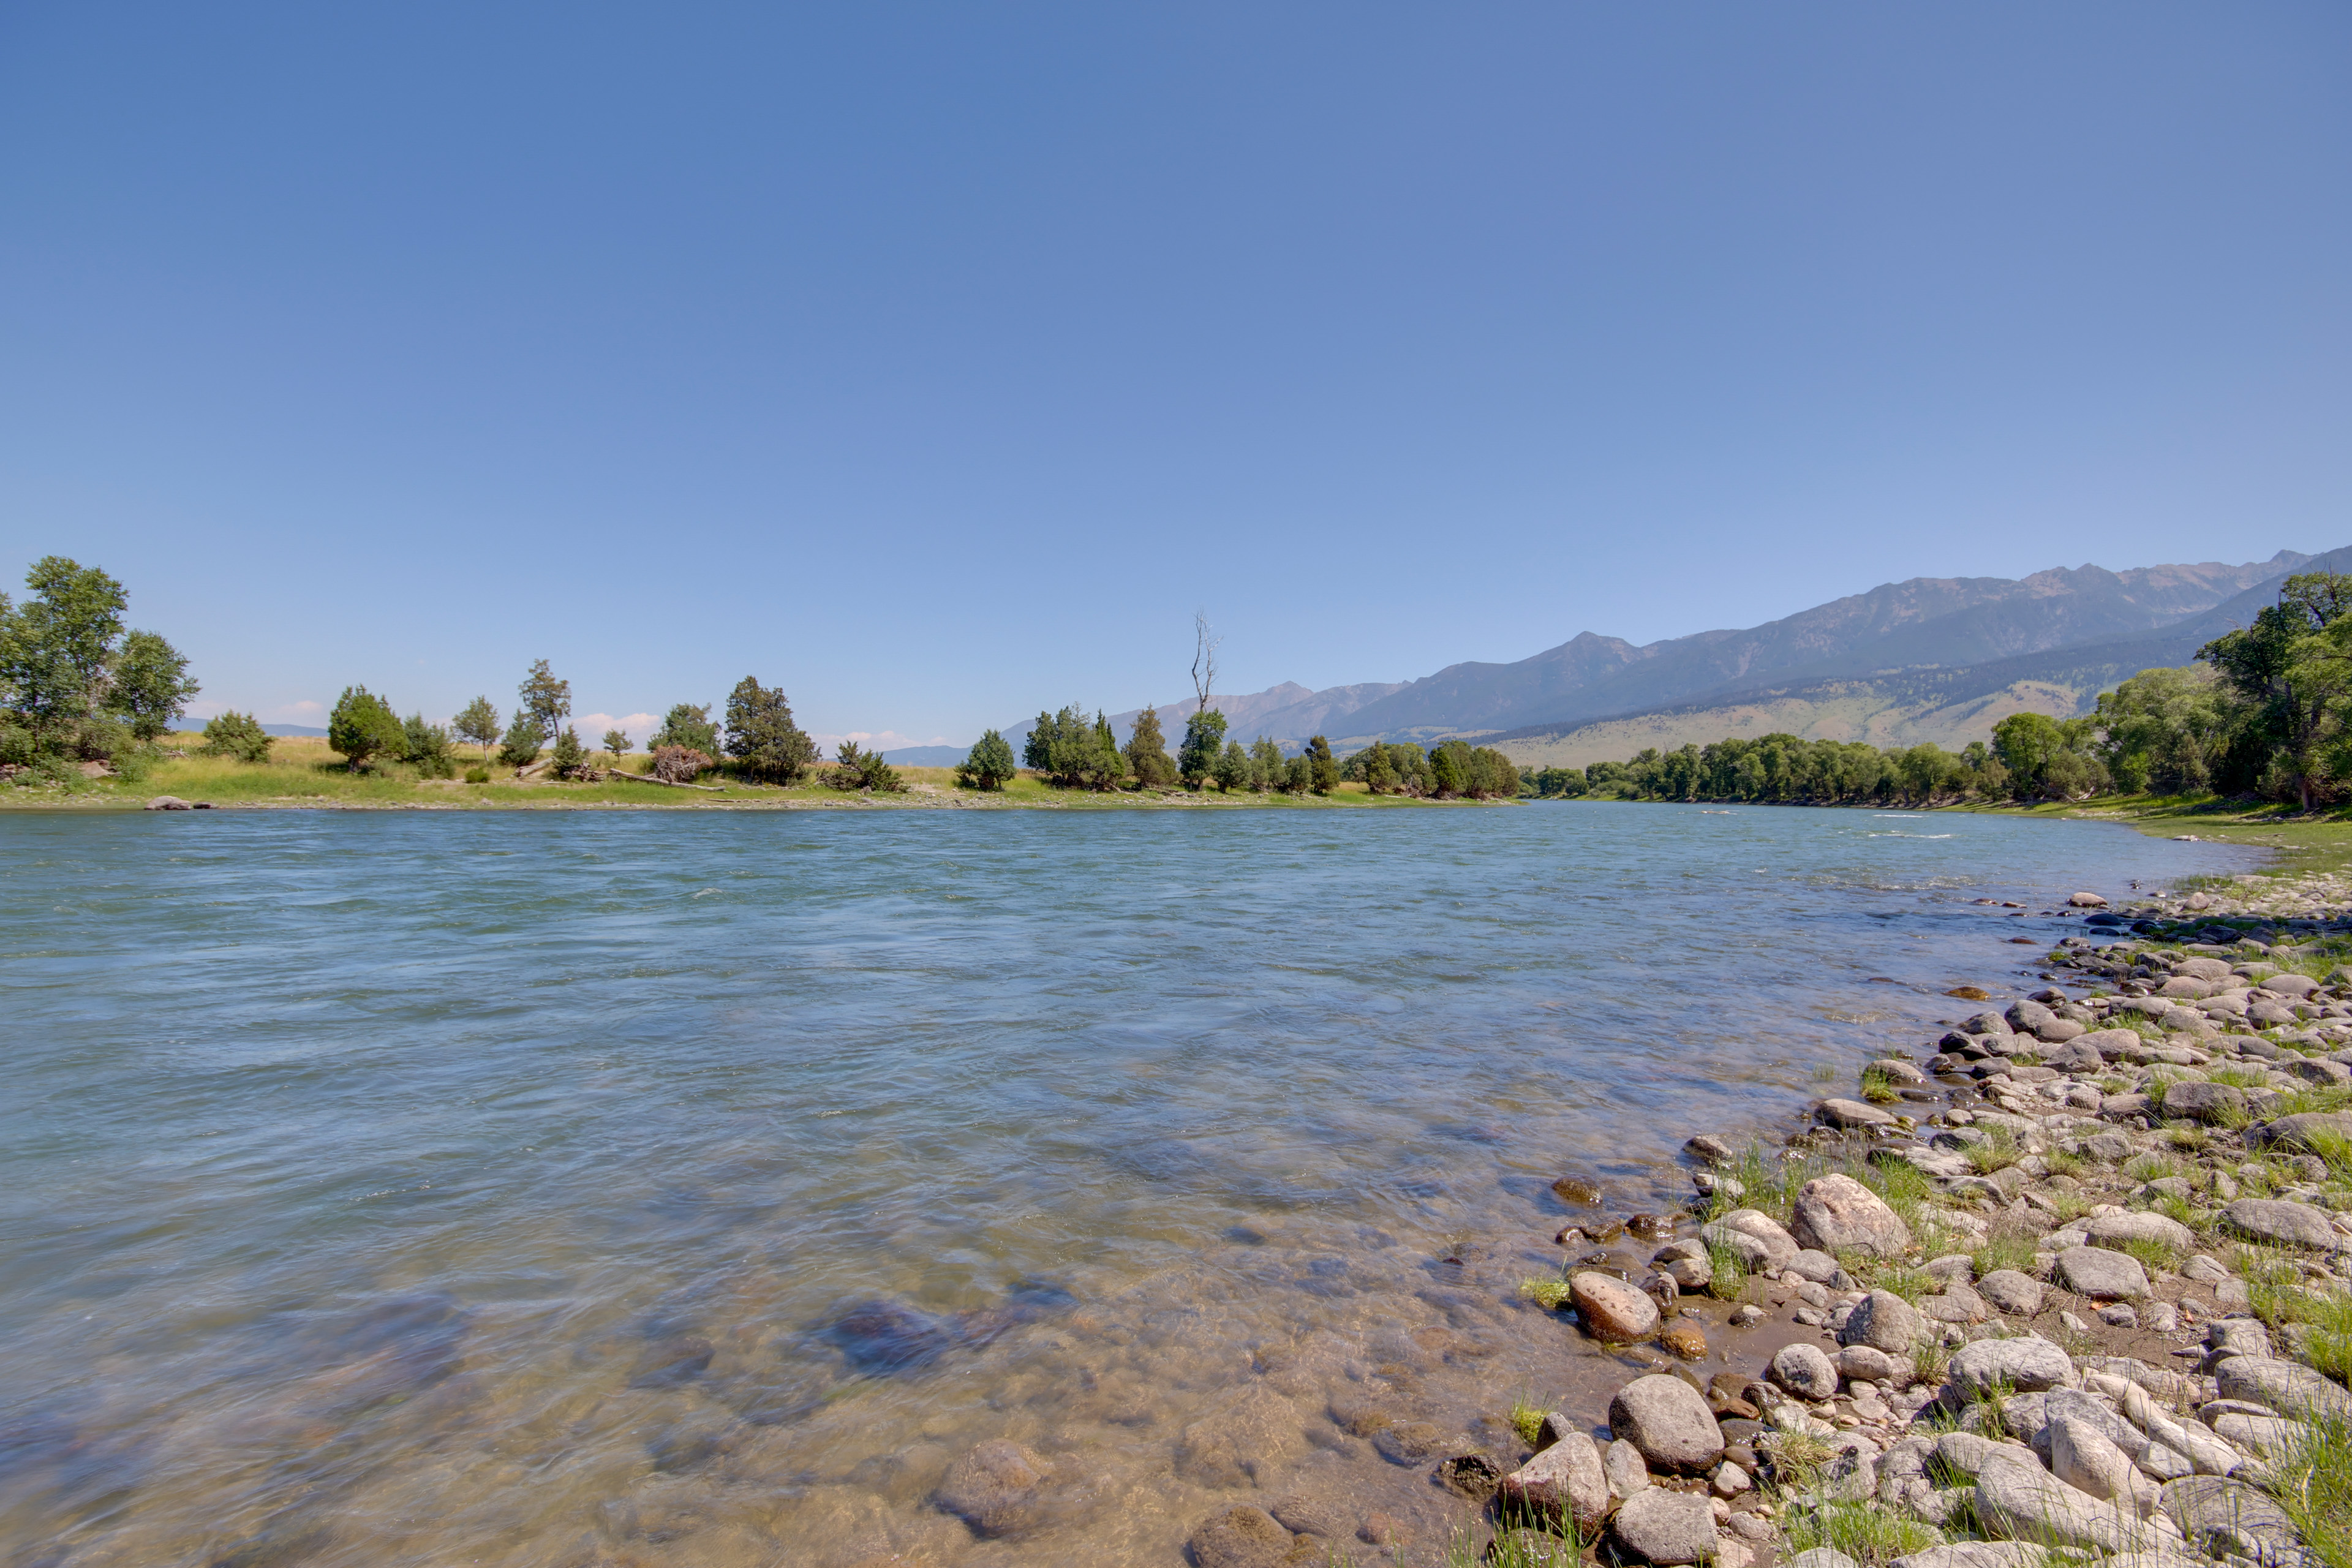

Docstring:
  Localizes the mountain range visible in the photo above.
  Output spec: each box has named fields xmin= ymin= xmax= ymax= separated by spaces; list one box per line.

xmin=883 ymin=546 xmax=2337 ymax=768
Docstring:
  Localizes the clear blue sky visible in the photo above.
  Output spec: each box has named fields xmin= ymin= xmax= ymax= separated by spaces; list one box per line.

xmin=2 ymin=4 xmax=2346 ymax=747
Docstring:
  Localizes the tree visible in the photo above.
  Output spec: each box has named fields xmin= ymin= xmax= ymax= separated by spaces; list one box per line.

xmin=1125 ymin=706 xmax=1177 ymax=787
xmin=1280 ymin=754 xmax=1313 ymax=794
xmin=1303 ymin=734 xmax=1337 ymax=794
xmin=402 ymin=713 xmax=456 ymax=777
xmin=328 ymin=685 xmax=405 ymax=771
xmin=1355 ymin=741 xmax=1397 ymax=793
xmin=650 ymin=703 xmax=720 ymax=755
xmin=723 ymin=676 xmax=820 ymax=783
xmin=1430 ymin=743 xmax=1464 ymax=797
xmin=0 ymin=556 xmax=127 ymax=731
xmin=603 ymin=728 xmax=633 ymax=765
xmin=1177 ymin=708 xmax=1227 ymax=790
xmin=107 ymin=630 xmax=199 ymax=740
xmin=2094 ymin=665 xmax=2222 ymax=796
xmin=550 ymin=726 xmax=590 ymax=780
xmin=956 ymin=729 xmax=1019 ymax=790
xmin=497 ymin=715 xmax=546 ymax=768
xmin=1191 ymin=609 xmax=1221 ymax=715
xmin=1025 ymin=705 xmax=1123 ymax=790
xmin=517 ymin=659 xmax=571 ymax=741
xmin=201 ymin=710 xmax=273 ymax=763
xmin=1248 ymin=736 xmax=1283 ymax=791
xmin=454 ymin=697 xmax=500 ymax=760
xmin=2199 ymin=573 xmax=2352 ymax=808
xmin=827 ymin=740 xmax=907 ymax=793
xmin=1212 ymin=739 xmax=1249 ymax=791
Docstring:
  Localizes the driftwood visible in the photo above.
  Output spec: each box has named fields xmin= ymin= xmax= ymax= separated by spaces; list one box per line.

xmin=601 ymin=767 xmax=722 ymax=791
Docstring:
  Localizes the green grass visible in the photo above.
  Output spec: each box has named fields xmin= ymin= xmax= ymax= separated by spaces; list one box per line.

xmin=1910 ymin=1334 xmax=1951 ymax=1386
xmin=2209 ymin=1064 xmax=2274 ymax=1090
xmin=2117 ymin=1235 xmax=2184 ymax=1276
xmin=1705 ymin=1238 xmax=1751 ymax=1302
xmin=1860 ymin=1063 xmax=1904 ymax=1104
xmin=1778 ymin=1500 xmax=1943 ymax=1568
xmin=1865 ymin=1262 xmax=1937 ymax=1304
xmin=1507 ymin=1395 xmax=1546 ymax=1448
xmin=1518 ymin=1276 xmax=1573 ymax=1311
xmin=1962 ymin=1129 xmax=2021 ymax=1176
xmin=1969 ymin=1228 xmax=2037 ymax=1280
xmin=2124 ymin=1152 xmax=2182 ymax=1183
xmin=2043 ymin=1147 xmax=2088 ymax=1180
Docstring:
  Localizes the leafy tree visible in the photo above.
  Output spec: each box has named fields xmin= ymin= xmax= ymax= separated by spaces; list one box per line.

xmin=201 ymin=710 xmax=273 ymax=763
xmin=1304 ymin=734 xmax=1338 ymax=794
xmin=550 ymin=725 xmax=590 ymax=780
xmin=1125 ymin=706 xmax=1177 ymax=786
xmin=1248 ymin=736 xmax=1283 ymax=791
xmin=1992 ymin=712 xmax=2105 ymax=800
xmin=402 ymin=713 xmax=457 ymax=778
xmin=1354 ymin=740 xmax=1397 ymax=793
xmin=1280 ymin=754 xmax=1313 ymax=794
xmin=107 ymin=630 xmax=199 ymax=740
xmin=2198 ymin=572 xmax=2352 ymax=809
xmin=1177 ymin=709 xmax=1227 ymax=790
xmin=956 ymin=729 xmax=1019 ymax=790
xmin=454 ymin=696 xmax=500 ymax=760
xmin=603 ymin=728 xmax=632 ymax=764
xmin=1212 ymin=739 xmax=1250 ymax=792
xmin=517 ymin=659 xmax=571 ymax=741
xmin=0 ymin=556 xmax=127 ymax=731
xmin=650 ymin=703 xmax=720 ymax=755
xmin=724 ymin=676 xmax=820 ymax=783
xmin=827 ymin=740 xmax=907 ymax=793
xmin=328 ymin=685 xmax=405 ymax=771
xmin=1430 ymin=742 xmax=1465 ymax=797
xmin=2094 ymin=665 xmax=2222 ymax=796
xmin=498 ymin=715 xmax=546 ymax=768
xmin=1025 ymin=705 xmax=1123 ymax=789
xmin=1529 ymin=764 xmax=1586 ymax=798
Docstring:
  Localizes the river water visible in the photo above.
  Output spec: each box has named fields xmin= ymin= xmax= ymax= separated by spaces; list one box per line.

xmin=0 ymin=804 xmax=2250 ymax=1568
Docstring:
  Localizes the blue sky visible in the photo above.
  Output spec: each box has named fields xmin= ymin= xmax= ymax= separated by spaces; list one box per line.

xmin=2 ymin=4 xmax=2346 ymax=747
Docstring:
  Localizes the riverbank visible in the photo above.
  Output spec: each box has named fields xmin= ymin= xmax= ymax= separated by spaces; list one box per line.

xmin=6 ymin=734 xmax=1486 ymax=811
xmin=1966 ymin=795 xmax=2352 ymax=880
xmin=1406 ymin=870 xmax=2352 ymax=1568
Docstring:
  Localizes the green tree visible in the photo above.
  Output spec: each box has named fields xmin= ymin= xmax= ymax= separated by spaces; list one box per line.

xmin=2094 ymin=665 xmax=2222 ymax=796
xmin=2199 ymin=573 xmax=2352 ymax=808
xmin=1356 ymin=740 xmax=1397 ymax=793
xmin=828 ymin=740 xmax=907 ymax=793
xmin=0 ymin=556 xmax=127 ymax=732
xmin=1280 ymin=754 xmax=1312 ymax=794
xmin=497 ymin=715 xmax=546 ymax=768
xmin=603 ymin=728 xmax=633 ymax=765
xmin=107 ymin=629 xmax=199 ymax=740
xmin=1125 ymin=706 xmax=1176 ymax=786
xmin=454 ymin=697 xmax=500 ymax=760
xmin=402 ymin=713 xmax=456 ymax=777
xmin=328 ymin=685 xmax=405 ymax=771
xmin=517 ymin=659 xmax=571 ymax=741
xmin=1177 ymin=708 xmax=1227 ymax=790
xmin=1248 ymin=736 xmax=1283 ymax=791
xmin=201 ymin=710 xmax=273 ymax=763
xmin=956 ymin=729 xmax=1019 ymax=790
xmin=550 ymin=725 xmax=589 ymax=780
xmin=724 ymin=676 xmax=820 ymax=783
xmin=1430 ymin=742 xmax=1465 ymax=797
xmin=1025 ymin=705 xmax=1123 ymax=790
xmin=1303 ymin=734 xmax=1337 ymax=794
xmin=650 ymin=703 xmax=720 ymax=754
xmin=1212 ymin=739 xmax=1249 ymax=792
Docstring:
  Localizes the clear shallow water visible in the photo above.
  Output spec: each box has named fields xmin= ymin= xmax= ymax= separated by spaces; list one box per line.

xmin=0 ymin=805 xmax=2251 ymax=1568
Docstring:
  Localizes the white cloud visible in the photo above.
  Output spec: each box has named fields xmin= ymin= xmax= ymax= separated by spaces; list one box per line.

xmin=268 ymin=700 xmax=325 ymax=722
xmin=809 ymin=729 xmax=949 ymax=754
xmin=575 ymin=712 xmax=661 ymax=745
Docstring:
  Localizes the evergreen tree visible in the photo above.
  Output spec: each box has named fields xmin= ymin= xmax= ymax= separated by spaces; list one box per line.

xmin=1357 ymin=741 xmax=1396 ymax=793
xmin=1248 ymin=736 xmax=1283 ymax=791
xmin=650 ymin=703 xmax=720 ymax=754
xmin=1212 ymin=739 xmax=1249 ymax=792
xmin=497 ymin=715 xmax=546 ymax=767
xmin=516 ymin=659 xmax=571 ymax=741
xmin=1025 ymin=705 xmax=1122 ymax=789
xmin=550 ymin=725 xmax=589 ymax=780
xmin=454 ymin=696 xmax=501 ymax=760
xmin=1430 ymin=743 xmax=1464 ymax=797
xmin=1280 ymin=754 xmax=1312 ymax=794
xmin=1304 ymin=734 xmax=1337 ymax=794
xmin=723 ymin=676 xmax=819 ymax=783
xmin=1125 ymin=706 xmax=1177 ymax=786
xmin=1177 ymin=709 xmax=1227 ymax=790
xmin=827 ymin=741 xmax=907 ymax=793
xmin=401 ymin=712 xmax=456 ymax=777
xmin=201 ymin=710 xmax=273 ymax=763
xmin=956 ymin=729 xmax=1019 ymax=790
xmin=327 ymin=685 xmax=405 ymax=771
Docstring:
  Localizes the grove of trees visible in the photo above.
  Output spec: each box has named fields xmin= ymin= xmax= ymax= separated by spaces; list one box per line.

xmin=0 ymin=557 xmax=198 ymax=783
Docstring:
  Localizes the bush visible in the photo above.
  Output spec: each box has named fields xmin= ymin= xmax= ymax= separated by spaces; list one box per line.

xmin=649 ymin=703 xmax=720 ymax=755
xmin=464 ymin=766 xmax=490 ymax=785
xmin=1212 ymin=739 xmax=1249 ymax=792
xmin=0 ymin=721 xmax=31 ymax=768
xmin=328 ymin=685 xmax=405 ymax=771
xmin=956 ymin=729 xmax=1018 ymax=790
xmin=827 ymin=741 xmax=905 ymax=793
xmin=1280 ymin=754 xmax=1312 ymax=794
xmin=1024 ymin=706 xmax=1123 ymax=790
xmin=550 ymin=726 xmax=589 ymax=780
xmin=497 ymin=716 xmax=545 ymax=769
xmin=1124 ymin=707 xmax=1177 ymax=787
xmin=651 ymin=745 xmax=712 ymax=783
xmin=201 ymin=710 xmax=273 ymax=763
xmin=401 ymin=713 xmax=456 ymax=778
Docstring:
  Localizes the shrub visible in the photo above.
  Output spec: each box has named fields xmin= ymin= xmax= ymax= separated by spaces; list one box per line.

xmin=1025 ymin=706 xmax=1123 ymax=790
xmin=602 ymin=728 xmax=631 ymax=764
xmin=1248 ymin=736 xmax=1283 ymax=791
xmin=1212 ymin=739 xmax=1249 ymax=792
xmin=464 ymin=766 xmax=489 ymax=785
xmin=723 ymin=676 xmax=819 ymax=783
xmin=497 ymin=715 xmax=545 ymax=769
xmin=402 ymin=713 xmax=456 ymax=777
xmin=826 ymin=741 xmax=905 ymax=793
xmin=549 ymin=726 xmax=589 ymax=780
xmin=0 ymin=721 xmax=32 ymax=767
xmin=1280 ymin=754 xmax=1312 ymax=794
xmin=651 ymin=745 xmax=712 ymax=783
xmin=200 ymin=710 xmax=273 ymax=763
xmin=955 ymin=729 xmax=1018 ymax=791
xmin=328 ymin=685 xmax=404 ymax=771
xmin=649 ymin=703 xmax=720 ymax=755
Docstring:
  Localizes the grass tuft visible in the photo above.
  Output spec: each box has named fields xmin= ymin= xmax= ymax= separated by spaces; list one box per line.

xmin=1778 ymin=1499 xmax=1944 ymax=1568
xmin=1518 ymin=1277 xmax=1572 ymax=1311
xmin=1507 ymin=1395 xmax=1546 ymax=1448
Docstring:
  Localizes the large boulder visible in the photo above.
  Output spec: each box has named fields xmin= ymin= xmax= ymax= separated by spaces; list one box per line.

xmin=1891 ymin=1547 xmax=2046 ymax=1568
xmin=1702 ymin=1210 xmax=1800 ymax=1272
xmin=2084 ymin=1211 xmax=2195 ymax=1254
xmin=2213 ymin=1356 xmax=2352 ymax=1420
xmin=1608 ymin=1374 xmax=1725 ymax=1475
xmin=1977 ymin=1269 xmax=2045 ymax=1317
xmin=935 ymin=1439 xmax=1055 ymax=1539
xmin=2056 ymin=1245 xmax=2149 ymax=1301
xmin=1816 ymin=1098 xmax=1897 ymax=1129
xmin=1973 ymin=1450 xmax=2159 ymax=1553
xmin=2160 ymin=1476 xmax=2305 ymax=1565
xmin=1185 ymin=1506 xmax=1294 ymax=1568
xmin=1948 ymin=1336 xmax=2075 ymax=1401
xmin=1838 ymin=1289 xmax=1928 ymax=1355
xmin=1497 ymin=1431 xmax=1610 ymax=1533
xmin=1770 ymin=1342 xmax=1839 ymax=1400
xmin=2219 ymin=1198 xmax=2342 ymax=1252
xmin=1571 ymin=1272 xmax=1662 ymax=1343
xmin=2162 ymin=1082 xmax=2245 ymax=1123
xmin=1609 ymin=1487 xmax=1718 ymax=1564
xmin=2245 ymin=1110 xmax=2352 ymax=1153
xmin=2047 ymin=1415 xmax=2157 ymax=1517
xmin=1791 ymin=1174 xmax=1912 ymax=1257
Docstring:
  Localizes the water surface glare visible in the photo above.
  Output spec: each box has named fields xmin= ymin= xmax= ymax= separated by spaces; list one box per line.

xmin=1 ymin=805 xmax=2250 ymax=1567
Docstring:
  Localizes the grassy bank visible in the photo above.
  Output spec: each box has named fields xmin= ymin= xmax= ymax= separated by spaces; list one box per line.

xmin=2 ymin=734 xmax=1493 ymax=811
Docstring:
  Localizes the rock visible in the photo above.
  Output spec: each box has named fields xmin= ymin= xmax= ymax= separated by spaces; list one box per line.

xmin=1268 ymin=1497 xmax=1347 ymax=1538
xmin=1660 ymin=1321 xmax=1708 ymax=1360
xmin=1784 ymin=1248 xmax=1844 ymax=1284
xmin=143 ymin=795 xmax=194 ymax=810
xmin=1791 ymin=1174 xmax=1912 ymax=1257
xmin=1921 ymin=1283 xmax=1989 ymax=1324
xmin=2284 ymin=1057 xmax=2352 ymax=1087
xmin=2162 ymin=1081 xmax=2246 ymax=1123
xmin=2078 ymin=1028 xmax=2143 ymax=1061
xmin=1685 ymin=1134 xmax=1736 ymax=1164
xmin=1836 ymin=1344 xmax=1898 ymax=1384
xmin=1371 ymin=1422 xmax=1449 ymax=1466
xmin=2211 ymin=1412 xmax=2300 ymax=1455
xmin=1932 ymin=1431 xmax=2013 ymax=1479
xmin=1978 ymin=1269 xmax=2045 ymax=1316
xmin=2245 ymin=1110 xmax=2352 ymax=1153
xmin=1605 ymin=1437 xmax=1651 ymax=1499
xmin=935 ymin=1439 xmax=1053 ymax=1539
xmin=2007 ymin=1001 xmax=2058 ymax=1035
xmin=1949 ymin=1336 xmax=2076 ymax=1400
xmin=1570 ymin=1272 xmax=1661 ymax=1343
xmin=2214 ymin=1355 xmax=2352 ymax=1420
xmin=1609 ymin=1374 xmax=1725 ymax=1475
xmin=1710 ymin=1460 xmax=1751 ymax=1498
xmin=2220 ymin=1198 xmax=2342 ymax=1251
xmin=1839 ymin=1289 xmax=1928 ymax=1355
xmin=2048 ymin=1414 xmax=2155 ymax=1516
xmin=1551 ymin=1175 xmax=1604 ymax=1205
xmin=1974 ymin=1450 xmax=2158 ymax=1552
xmin=1890 ymin=1546 xmax=2046 ymax=1568
xmin=2161 ymin=1476 xmax=2305 ymax=1564
xmin=1770 ymin=1343 xmax=1839 ymax=1400
xmin=1438 ymin=1453 xmax=1504 ymax=1501
xmin=2099 ymin=1303 xmax=2140 ymax=1329
xmin=1703 ymin=1210 xmax=1801 ymax=1272
xmin=2084 ymin=1211 xmax=2196 ymax=1254
xmin=1186 ymin=1506 xmax=1294 ymax=1568
xmin=1610 ymin=1487 xmax=1718 ymax=1564
xmin=2056 ymin=1245 xmax=2150 ymax=1300
xmin=1178 ymin=1383 xmax=1305 ymax=1485
xmin=1815 ymin=1098 xmax=1897 ymax=1129
xmin=2203 ymin=1318 xmax=2271 ymax=1365
xmin=1787 ymin=1552 xmax=1863 ymax=1568
xmin=2069 ymin=892 xmax=2109 ymax=908
xmin=1498 ymin=1430 xmax=1607 ymax=1529
xmin=2044 ymin=1038 xmax=2104 ymax=1072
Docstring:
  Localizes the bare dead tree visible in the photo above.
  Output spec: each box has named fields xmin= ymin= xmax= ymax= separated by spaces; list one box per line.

xmin=1191 ymin=609 xmax=1222 ymax=715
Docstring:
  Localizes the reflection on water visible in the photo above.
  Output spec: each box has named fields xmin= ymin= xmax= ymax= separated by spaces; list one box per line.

xmin=0 ymin=805 xmax=2247 ymax=1566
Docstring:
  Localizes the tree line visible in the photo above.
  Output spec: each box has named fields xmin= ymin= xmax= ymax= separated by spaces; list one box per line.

xmin=0 ymin=557 xmax=198 ymax=785
xmin=1527 ymin=571 xmax=2352 ymax=810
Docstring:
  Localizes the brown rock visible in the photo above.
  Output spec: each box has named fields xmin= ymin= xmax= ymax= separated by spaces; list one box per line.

xmin=1187 ymin=1505 xmax=1294 ymax=1568
xmin=1571 ymin=1271 xmax=1662 ymax=1343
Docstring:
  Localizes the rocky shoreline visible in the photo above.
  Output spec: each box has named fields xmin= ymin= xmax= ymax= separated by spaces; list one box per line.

xmin=1169 ymin=873 xmax=2352 ymax=1568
